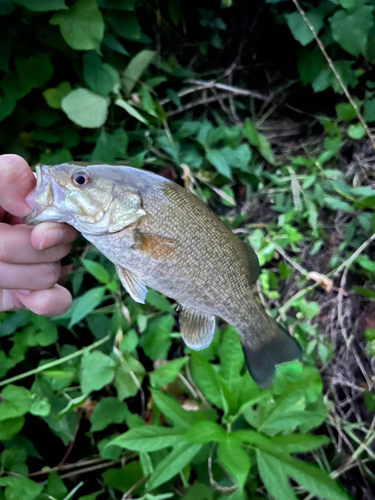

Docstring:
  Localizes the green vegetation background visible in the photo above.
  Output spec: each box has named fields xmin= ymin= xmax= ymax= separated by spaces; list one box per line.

xmin=0 ymin=0 xmax=374 ymax=499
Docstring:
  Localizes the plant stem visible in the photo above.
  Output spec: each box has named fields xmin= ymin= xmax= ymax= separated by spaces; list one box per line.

xmin=0 ymin=334 xmax=111 ymax=388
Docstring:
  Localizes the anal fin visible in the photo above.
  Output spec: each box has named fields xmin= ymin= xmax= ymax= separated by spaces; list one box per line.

xmin=115 ymin=265 xmax=147 ymax=304
xmin=179 ymin=305 xmax=215 ymax=350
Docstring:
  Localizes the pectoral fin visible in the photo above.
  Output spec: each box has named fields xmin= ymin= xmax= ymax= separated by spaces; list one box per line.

xmin=179 ymin=305 xmax=215 ymax=350
xmin=115 ymin=265 xmax=147 ymax=304
xmin=132 ymin=231 xmax=176 ymax=259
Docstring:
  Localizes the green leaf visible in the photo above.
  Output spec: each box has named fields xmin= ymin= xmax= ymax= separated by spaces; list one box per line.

xmin=323 ymin=196 xmax=352 ymax=212
xmin=43 ymin=82 xmax=72 ymax=109
xmin=107 ymin=11 xmax=141 ymax=40
xmin=50 ymin=0 xmax=104 ymax=51
xmin=91 ymin=397 xmax=129 ymax=432
xmin=80 ymin=350 xmax=116 ymax=394
xmin=0 ymin=417 xmax=25 ymax=441
xmin=0 ymin=477 xmax=42 ymax=500
xmin=102 ymin=462 xmax=143 ymax=493
xmin=243 ymin=118 xmax=275 ymax=164
xmin=58 ymin=393 xmax=89 ymax=418
xmin=114 ymin=352 xmax=145 ymax=400
xmin=13 ymin=0 xmax=67 ymax=11
xmin=218 ymin=435 xmax=250 ymax=491
xmin=336 ymin=102 xmax=357 ymax=122
xmin=150 ymin=357 xmax=188 ymax=388
xmin=347 ymin=123 xmax=365 ymax=139
xmin=285 ymin=10 xmax=324 ymax=46
xmin=271 ymin=434 xmax=330 ymax=453
xmin=185 ymin=421 xmax=226 ymax=444
xmin=0 ymin=386 xmax=34 ymax=421
xmin=91 ymin=128 xmax=128 ymax=163
xmin=16 ymin=54 xmax=54 ymax=91
xmin=329 ymin=4 xmax=374 ymax=57
xmin=81 ymin=259 xmax=110 ymax=284
xmin=257 ymin=448 xmax=352 ymax=500
xmin=146 ymin=290 xmax=173 ymax=313
xmin=220 ymin=326 xmax=244 ymax=395
xmin=206 ymin=149 xmax=232 ymax=179
xmin=138 ymin=315 xmax=173 ymax=360
xmin=122 ymin=50 xmax=156 ymax=95
xmin=147 ymin=441 xmax=202 ymax=491
xmin=79 ymin=492 xmax=104 ymax=500
xmin=257 ymin=449 xmax=297 ymax=500
xmin=364 ymin=99 xmax=375 ymax=122
xmin=62 ymin=88 xmax=109 ymax=128
xmin=83 ymin=52 xmax=119 ymax=96
xmin=365 ymin=328 xmax=375 ymax=341
xmin=45 ymin=471 xmax=68 ymax=500
xmin=115 ymin=98 xmax=149 ymax=125
xmin=356 ymin=255 xmax=375 ymax=272
xmin=151 ymin=389 xmax=199 ymax=429
xmin=110 ymin=425 xmax=185 ymax=451
xmin=190 ymin=352 xmax=224 ymax=409
xmin=68 ymin=286 xmax=106 ymax=328
xmin=40 ymin=149 xmax=73 ymax=166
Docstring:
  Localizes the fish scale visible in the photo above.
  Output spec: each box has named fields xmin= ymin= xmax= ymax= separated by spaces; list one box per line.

xmin=25 ymin=163 xmax=302 ymax=388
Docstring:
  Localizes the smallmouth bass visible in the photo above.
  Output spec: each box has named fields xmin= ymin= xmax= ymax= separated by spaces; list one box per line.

xmin=25 ymin=164 xmax=302 ymax=388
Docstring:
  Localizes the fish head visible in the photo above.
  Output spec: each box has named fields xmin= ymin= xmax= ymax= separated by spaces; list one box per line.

xmin=25 ymin=164 xmax=146 ymax=235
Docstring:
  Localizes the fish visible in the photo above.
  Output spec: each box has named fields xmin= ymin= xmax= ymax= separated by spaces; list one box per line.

xmin=25 ymin=163 xmax=302 ymax=388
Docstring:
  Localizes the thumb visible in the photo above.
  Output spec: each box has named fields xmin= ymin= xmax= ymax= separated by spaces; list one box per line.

xmin=0 ymin=155 xmax=36 ymax=216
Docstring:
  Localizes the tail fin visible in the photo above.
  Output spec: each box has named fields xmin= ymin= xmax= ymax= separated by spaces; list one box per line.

xmin=242 ymin=323 xmax=302 ymax=389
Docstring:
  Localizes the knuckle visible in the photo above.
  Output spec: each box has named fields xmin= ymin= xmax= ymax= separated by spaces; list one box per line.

xmin=0 ymin=227 xmax=15 ymax=262
xmin=41 ymin=263 xmax=60 ymax=287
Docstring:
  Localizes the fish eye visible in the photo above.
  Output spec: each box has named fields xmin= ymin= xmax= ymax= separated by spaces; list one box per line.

xmin=72 ymin=171 xmax=91 ymax=186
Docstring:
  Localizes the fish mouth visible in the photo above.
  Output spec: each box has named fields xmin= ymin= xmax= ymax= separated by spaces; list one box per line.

xmin=24 ymin=165 xmax=58 ymax=225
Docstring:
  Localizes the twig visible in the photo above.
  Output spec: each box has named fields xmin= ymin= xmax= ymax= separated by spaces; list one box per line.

xmin=186 ymin=79 xmax=268 ymax=100
xmin=291 ymin=0 xmax=375 ymax=150
xmin=59 ymin=409 xmax=83 ymax=466
xmin=121 ymin=476 xmax=147 ymax=499
xmin=167 ymin=93 xmax=231 ymax=117
xmin=59 ymin=460 xmax=120 ymax=480
xmin=208 ymin=446 xmax=237 ymax=493
xmin=29 ymin=457 xmax=110 ymax=477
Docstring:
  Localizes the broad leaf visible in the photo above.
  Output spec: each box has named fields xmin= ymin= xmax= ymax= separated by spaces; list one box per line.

xmin=329 ymin=4 xmax=373 ymax=57
xmin=62 ymin=88 xmax=109 ymax=128
xmin=147 ymin=440 xmax=202 ymax=491
xmin=218 ymin=435 xmax=251 ymax=491
xmin=80 ymin=350 xmax=116 ymax=394
xmin=110 ymin=425 xmax=186 ymax=451
xmin=50 ymin=0 xmax=104 ymax=51
xmin=91 ymin=397 xmax=129 ymax=432
xmin=122 ymin=50 xmax=156 ymax=95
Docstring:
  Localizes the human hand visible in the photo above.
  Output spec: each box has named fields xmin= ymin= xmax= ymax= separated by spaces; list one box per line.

xmin=0 ymin=154 xmax=78 ymax=316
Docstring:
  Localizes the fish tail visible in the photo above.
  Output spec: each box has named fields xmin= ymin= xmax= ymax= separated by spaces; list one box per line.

xmin=241 ymin=318 xmax=302 ymax=389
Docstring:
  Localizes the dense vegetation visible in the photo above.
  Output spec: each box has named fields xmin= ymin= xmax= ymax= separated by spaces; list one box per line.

xmin=0 ymin=0 xmax=375 ymax=499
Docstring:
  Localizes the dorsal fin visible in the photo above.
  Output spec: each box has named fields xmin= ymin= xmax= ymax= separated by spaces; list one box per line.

xmin=242 ymin=241 xmax=260 ymax=284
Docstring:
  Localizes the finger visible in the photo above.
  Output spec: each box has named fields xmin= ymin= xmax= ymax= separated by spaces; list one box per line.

xmin=0 ymin=261 xmax=61 ymax=290
xmin=0 ymin=155 xmax=36 ymax=217
xmin=31 ymin=222 xmax=79 ymax=251
xmin=13 ymin=285 xmax=72 ymax=316
xmin=0 ymin=224 xmax=71 ymax=263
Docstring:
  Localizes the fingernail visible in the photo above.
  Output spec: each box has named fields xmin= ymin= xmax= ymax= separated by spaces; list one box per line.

xmin=25 ymin=188 xmax=36 ymax=208
xmin=39 ymin=228 xmax=65 ymax=250
xmin=16 ymin=289 xmax=30 ymax=295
